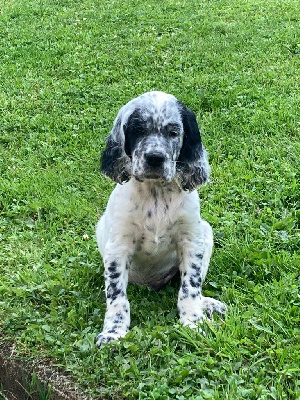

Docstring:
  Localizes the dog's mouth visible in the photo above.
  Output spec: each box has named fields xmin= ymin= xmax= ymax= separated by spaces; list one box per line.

xmin=134 ymin=172 xmax=167 ymax=183
xmin=143 ymin=171 xmax=164 ymax=179
xmin=133 ymin=167 xmax=177 ymax=183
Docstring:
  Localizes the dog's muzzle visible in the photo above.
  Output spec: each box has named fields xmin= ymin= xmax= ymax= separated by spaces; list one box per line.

xmin=144 ymin=151 xmax=166 ymax=168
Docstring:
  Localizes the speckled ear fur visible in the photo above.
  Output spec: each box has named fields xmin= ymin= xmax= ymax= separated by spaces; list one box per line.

xmin=101 ymin=116 xmax=131 ymax=184
xmin=176 ymin=102 xmax=210 ymax=191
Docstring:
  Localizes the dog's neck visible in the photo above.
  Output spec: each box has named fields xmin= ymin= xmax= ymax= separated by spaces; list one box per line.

xmin=129 ymin=177 xmax=185 ymax=200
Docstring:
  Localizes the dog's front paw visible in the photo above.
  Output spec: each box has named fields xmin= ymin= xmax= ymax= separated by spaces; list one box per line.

xmin=200 ymin=296 xmax=227 ymax=319
xmin=95 ymin=329 xmax=128 ymax=347
xmin=178 ymin=296 xmax=227 ymax=331
xmin=178 ymin=297 xmax=206 ymax=329
xmin=180 ymin=312 xmax=206 ymax=331
xmin=96 ymin=299 xmax=131 ymax=347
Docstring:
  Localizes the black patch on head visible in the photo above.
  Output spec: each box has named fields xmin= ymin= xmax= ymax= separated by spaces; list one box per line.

xmin=147 ymin=210 xmax=152 ymax=218
xmin=123 ymin=109 xmax=147 ymax=156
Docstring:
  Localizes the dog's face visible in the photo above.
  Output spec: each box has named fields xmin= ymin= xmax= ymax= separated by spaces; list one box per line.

xmin=124 ymin=98 xmax=184 ymax=183
xmin=101 ymin=91 xmax=210 ymax=191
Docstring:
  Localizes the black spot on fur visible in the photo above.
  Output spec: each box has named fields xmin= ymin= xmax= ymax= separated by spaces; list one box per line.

xmin=110 ymin=272 xmax=121 ymax=280
xmin=109 ymin=289 xmax=125 ymax=302
xmin=189 ymin=275 xmax=201 ymax=288
xmin=108 ymin=263 xmax=118 ymax=273
xmin=191 ymin=263 xmax=201 ymax=273
xmin=181 ymin=280 xmax=189 ymax=297
xmin=109 ymin=281 xmax=118 ymax=290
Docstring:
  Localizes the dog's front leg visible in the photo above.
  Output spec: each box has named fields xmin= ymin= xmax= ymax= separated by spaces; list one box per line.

xmin=96 ymin=242 xmax=131 ymax=346
xmin=177 ymin=220 xmax=226 ymax=329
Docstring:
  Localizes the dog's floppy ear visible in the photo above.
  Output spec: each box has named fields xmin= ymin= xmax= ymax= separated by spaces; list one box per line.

xmin=176 ymin=102 xmax=210 ymax=191
xmin=101 ymin=115 xmax=131 ymax=184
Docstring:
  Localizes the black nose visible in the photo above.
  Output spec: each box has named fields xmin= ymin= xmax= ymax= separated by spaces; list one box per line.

xmin=144 ymin=151 xmax=166 ymax=167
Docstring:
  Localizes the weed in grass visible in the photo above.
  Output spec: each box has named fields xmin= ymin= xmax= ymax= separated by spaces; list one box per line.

xmin=22 ymin=372 xmax=53 ymax=400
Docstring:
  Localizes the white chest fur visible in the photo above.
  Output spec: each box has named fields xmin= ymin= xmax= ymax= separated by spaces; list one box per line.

xmin=97 ymin=179 xmax=201 ymax=288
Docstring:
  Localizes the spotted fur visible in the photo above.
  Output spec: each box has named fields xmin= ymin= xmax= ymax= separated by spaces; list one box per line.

xmin=96 ymin=91 xmax=226 ymax=346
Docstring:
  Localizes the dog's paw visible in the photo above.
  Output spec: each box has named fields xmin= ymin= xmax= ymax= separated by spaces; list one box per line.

xmin=180 ymin=311 xmax=206 ymax=333
xmin=178 ymin=297 xmax=206 ymax=330
xmin=95 ymin=329 xmax=128 ymax=347
xmin=178 ymin=296 xmax=227 ymax=332
xmin=200 ymin=296 xmax=227 ymax=319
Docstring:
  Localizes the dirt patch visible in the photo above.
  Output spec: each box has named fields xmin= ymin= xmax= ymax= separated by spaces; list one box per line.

xmin=0 ymin=341 xmax=90 ymax=400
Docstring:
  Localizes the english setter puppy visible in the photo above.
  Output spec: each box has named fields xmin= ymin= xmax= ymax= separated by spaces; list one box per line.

xmin=96 ymin=91 xmax=226 ymax=346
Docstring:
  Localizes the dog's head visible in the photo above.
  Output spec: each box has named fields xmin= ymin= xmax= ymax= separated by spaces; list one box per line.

xmin=101 ymin=91 xmax=210 ymax=191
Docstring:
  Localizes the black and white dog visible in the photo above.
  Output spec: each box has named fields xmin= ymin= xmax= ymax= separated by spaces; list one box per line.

xmin=96 ymin=91 xmax=226 ymax=346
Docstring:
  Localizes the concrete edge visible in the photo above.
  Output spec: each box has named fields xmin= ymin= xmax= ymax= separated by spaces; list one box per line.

xmin=0 ymin=340 xmax=91 ymax=400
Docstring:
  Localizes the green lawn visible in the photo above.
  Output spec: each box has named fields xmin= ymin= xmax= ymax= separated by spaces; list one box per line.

xmin=0 ymin=0 xmax=299 ymax=398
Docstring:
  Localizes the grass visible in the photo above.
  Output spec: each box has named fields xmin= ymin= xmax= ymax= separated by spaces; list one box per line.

xmin=0 ymin=0 xmax=299 ymax=398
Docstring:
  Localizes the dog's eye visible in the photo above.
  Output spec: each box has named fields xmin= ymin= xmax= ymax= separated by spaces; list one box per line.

xmin=169 ymin=131 xmax=179 ymax=138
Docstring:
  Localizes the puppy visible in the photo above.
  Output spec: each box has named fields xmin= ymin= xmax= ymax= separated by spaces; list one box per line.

xmin=96 ymin=91 xmax=226 ymax=346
